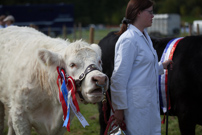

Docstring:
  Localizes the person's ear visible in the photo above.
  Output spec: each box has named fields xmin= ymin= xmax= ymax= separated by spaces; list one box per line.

xmin=137 ymin=11 xmax=141 ymax=17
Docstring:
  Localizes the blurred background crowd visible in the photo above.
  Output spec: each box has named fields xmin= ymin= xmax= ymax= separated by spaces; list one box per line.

xmin=0 ymin=15 xmax=15 ymax=28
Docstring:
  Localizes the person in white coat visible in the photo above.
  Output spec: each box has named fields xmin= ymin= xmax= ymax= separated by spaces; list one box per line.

xmin=3 ymin=15 xmax=15 ymax=27
xmin=110 ymin=0 xmax=172 ymax=134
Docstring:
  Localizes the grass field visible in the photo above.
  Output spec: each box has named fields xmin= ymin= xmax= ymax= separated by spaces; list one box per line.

xmin=66 ymin=27 xmax=120 ymax=44
xmin=70 ymin=104 xmax=202 ymax=135
xmin=63 ymin=25 xmax=191 ymax=44
xmin=3 ymin=103 xmax=202 ymax=134
xmin=65 ymin=104 xmax=202 ymax=135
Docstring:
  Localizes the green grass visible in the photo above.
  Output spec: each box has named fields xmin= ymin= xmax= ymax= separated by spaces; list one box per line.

xmin=181 ymin=16 xmax=202 ymax=23
xmin=64 ymin=104 xmax=100 ymax=135
xmin=69 ymin=104 xmax=202 ymax=135
xmin=4 ymin=104 xmax=202 ymax=135
xmin=62 ymin=27 xmax=120 ymax=44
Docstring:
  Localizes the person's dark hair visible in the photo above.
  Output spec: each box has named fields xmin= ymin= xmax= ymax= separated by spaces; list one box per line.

xmin=0 ymin=15 xmax=6 ymax=21
xmin=116 ymin=0 xmax=154 ymax=35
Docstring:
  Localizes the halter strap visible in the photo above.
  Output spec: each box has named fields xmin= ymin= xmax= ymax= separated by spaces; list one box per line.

xmin=74 ymin=64 xmax=100 ymax=101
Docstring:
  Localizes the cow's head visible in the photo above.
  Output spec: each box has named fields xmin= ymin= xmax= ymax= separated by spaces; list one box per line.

xmin=37 ymin=40 xmax=109 ymax=104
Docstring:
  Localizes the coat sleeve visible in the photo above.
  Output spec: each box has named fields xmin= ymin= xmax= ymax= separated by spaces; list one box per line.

xmin=110 ymin=38 xmax=137 ymax=110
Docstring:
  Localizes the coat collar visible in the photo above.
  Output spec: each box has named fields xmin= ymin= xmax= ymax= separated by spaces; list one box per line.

xmin=128 ymin=24 xmax=156 ymax=56
xmin=128 ymin=24 xmax=143 ymax=36
xmin=128 ymin=24 xmax=152 ymax=47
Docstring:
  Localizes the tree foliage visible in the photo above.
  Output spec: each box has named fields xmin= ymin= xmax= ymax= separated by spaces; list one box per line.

xmin=0 ymin=0 xmax=201 ymax=25
xmin=155 ymin=0 xmax=202 ymax=17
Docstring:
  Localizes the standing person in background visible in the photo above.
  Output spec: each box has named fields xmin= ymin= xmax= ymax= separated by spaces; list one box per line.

xmin=110 ymin=0 xmax=172 ymax=134
xmin=0 ymin=15 xmax=6 ymax=28
xmin=3 ymin=15 xmax=15 ymax=27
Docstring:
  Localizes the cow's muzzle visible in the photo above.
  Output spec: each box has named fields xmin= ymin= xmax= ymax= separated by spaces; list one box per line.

xmin=75 ymin=64 xmax=107 ymax=102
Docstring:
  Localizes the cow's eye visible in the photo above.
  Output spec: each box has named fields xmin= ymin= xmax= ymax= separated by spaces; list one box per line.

xmin=99 ymin=60 xmax=102 ymax=65
xmin=69 ymin=63 xmax=76 ymax=68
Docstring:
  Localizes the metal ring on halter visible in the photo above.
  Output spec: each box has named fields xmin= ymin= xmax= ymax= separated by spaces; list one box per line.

xmin=96 ymin=82 xmax=106 ymax=95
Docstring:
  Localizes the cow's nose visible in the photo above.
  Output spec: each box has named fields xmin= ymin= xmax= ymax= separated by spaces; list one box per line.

xmin=92 ymin=75 xmax=107 ymax=85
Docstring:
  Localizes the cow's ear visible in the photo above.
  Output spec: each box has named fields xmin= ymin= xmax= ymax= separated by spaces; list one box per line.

xmin=37 ymin=49 xmax=61 ymax=67
xmin=91 ymin=44 xmax=102 ymax=57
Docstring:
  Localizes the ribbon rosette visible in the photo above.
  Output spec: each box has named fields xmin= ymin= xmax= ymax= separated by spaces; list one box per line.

xmin=56 ymin=67 xmax=89 ymax=132
xmin=159 ymin=37 xmax=183 ymax=123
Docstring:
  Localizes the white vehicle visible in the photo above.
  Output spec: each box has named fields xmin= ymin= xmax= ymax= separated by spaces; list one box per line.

xmin=147 ymin=14 xmax=181 ymax=37
xmin=192 ymin=20 xmax=202 ymax=35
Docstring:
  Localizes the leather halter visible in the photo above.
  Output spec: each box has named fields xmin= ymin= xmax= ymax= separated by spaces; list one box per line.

xmin=74 ymin=64 xmax=101 ymax=101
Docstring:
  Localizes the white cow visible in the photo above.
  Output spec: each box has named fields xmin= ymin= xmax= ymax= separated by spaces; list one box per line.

xmin=0 ymin=26 xmax=109 ymax=135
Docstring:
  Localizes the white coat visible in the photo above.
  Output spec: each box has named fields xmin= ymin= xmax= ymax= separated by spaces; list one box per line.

xmin=110 ymin=24 xmax=164 ymax=135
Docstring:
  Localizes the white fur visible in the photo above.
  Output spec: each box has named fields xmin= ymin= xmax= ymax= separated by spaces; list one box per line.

xmin=0 ymin=26 xmax=108 ymax=135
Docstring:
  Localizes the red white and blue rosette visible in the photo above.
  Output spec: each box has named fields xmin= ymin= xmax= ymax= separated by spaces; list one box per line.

xmin=56 ymin=67 xmax=89 ymax=132
xmin=159 ymin=37 xmax=183 ymax=114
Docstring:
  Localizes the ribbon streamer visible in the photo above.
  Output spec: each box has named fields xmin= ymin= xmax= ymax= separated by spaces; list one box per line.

xmin=159 ymin=37 xmax=183 ymax=113
xmin=56 ymin=66 xmax=89 ymax=132
xmin=70 ymin=99 xmax=89 ymax=128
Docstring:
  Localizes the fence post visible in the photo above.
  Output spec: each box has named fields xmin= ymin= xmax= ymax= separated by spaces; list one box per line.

xmin=197 ymin=24 xmax=200 ymax=35
xmin=48 ymin=27 xmax=51 ymax=36
xmin=89 ymin=27 xmax=94 ymax=43
xmin=63 ymin=25 xmax=67 ymax=39
xmin=78 ymin=22 xmax=82 ymax=39
xmin=73 ymin=24 xmax=77 ymax=40
xmin=189 ymin=24 xmax=192 ymax=36
xmin=0 ymin=101 xmax=4 ymax=133
xmin=183 ymin=22 xmax=186 ymax=34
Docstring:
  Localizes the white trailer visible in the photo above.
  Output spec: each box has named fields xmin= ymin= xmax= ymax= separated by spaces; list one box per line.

xmin=147 ymin=14 xmax=181 ymax=36
xmin=192 ymin=20 xmax=202 ymax=35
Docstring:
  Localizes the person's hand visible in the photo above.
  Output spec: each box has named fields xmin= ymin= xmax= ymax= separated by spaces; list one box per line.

xmin=162 ymin=59 xmax=173 ymax=69
xmin=114 ymin=110 xmax=124 ymax=125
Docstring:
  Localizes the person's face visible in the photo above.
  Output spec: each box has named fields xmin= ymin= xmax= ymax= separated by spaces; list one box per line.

xmin=139 ymin=6 xmax=154 ymax=28
xmin=0 ymin=21 xmax=3 ymax=25
xmin=5 ymin=20 xmax=12 ymax=26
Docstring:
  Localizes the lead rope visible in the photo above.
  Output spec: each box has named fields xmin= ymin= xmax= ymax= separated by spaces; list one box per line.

xmin=99 ymin=87 xmax=126 ymax=135
xmin=166 ymin=64 xmax=172 ymax=135
xmin=96 ymin=82 xmax=110 ymax=124
xmin=104 ymin=91 xmax=126 ymax=135
xmin=96 ymin=80 xmax=126 ymax=134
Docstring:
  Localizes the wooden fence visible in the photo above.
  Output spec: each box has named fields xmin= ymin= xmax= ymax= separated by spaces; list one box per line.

xmin=46 ymin=22 xmax=201 ymax=43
